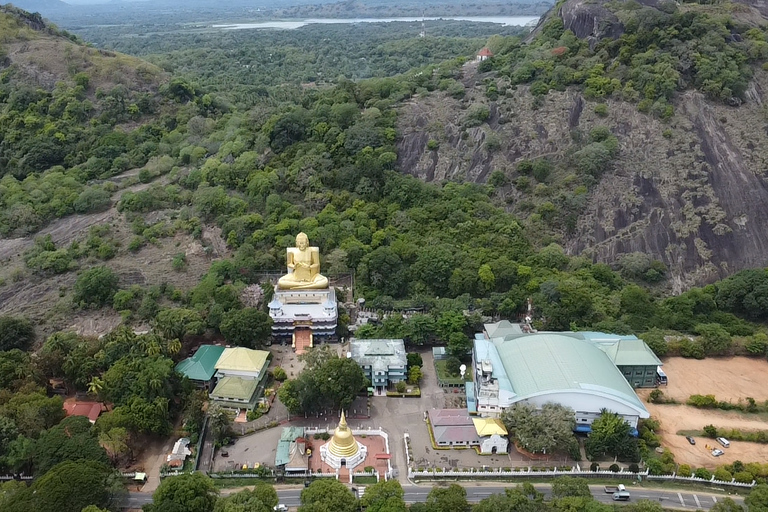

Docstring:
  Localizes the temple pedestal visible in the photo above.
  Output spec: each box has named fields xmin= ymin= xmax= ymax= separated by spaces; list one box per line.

xmin=269 ymin=288 xmax=338 ymax=341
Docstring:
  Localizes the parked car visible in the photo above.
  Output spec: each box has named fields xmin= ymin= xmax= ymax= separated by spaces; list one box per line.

xmin=716 ymin=437 xmax=730 ymax=448
xmin=712 ymin=449 xmax=724 ymax=457
xmin=604 ymin=485 xmax=626 ymax=494
xmin=686 ymin=436 xmax=696 ymax=445
xmin=612 ymin=491 xmax=631 ymax=501
xmin=274 ymin=506 xmax=288 ymax=512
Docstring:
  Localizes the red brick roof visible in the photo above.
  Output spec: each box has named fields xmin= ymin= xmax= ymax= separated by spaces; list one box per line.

xmin=477 ymin=48 xmax=493 ymax=57
xmin=63 ymin=402 xmax=103 ymax=423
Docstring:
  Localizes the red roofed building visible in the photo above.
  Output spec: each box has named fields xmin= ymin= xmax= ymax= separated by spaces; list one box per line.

xmin=476 ymin=47 xmax=494 ymax=62
xmin=63 ymin=401 xmax=105 ymax=424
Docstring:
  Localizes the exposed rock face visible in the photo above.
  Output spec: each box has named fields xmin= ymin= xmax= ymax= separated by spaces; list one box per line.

xmin=558 ymin=0 xmax=625 ymax=48
xmin=396 ymin=63 xmax=768 ymax=291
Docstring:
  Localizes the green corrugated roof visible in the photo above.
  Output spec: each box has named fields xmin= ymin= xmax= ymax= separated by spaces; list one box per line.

xmin=601 ymin=338 xmax=662 ymax=366
xmin=275 ymin=440 xmax=291 ymax=467
xmin=492 ymin=333 xmax=647 ymax=413
xmin=210 ymin=376 xmax=259 ymax=401
xmin=280 ymin=426 xmax=305 ymax=441
xmin=276 ymin=427 xmax=306 ymax=466
xmin=175 ymin=345 xmax=225 ymax=381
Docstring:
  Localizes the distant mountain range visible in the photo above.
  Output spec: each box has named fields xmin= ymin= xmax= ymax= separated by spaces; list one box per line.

xmin=4 ymin=0 xmax=70 ymax=11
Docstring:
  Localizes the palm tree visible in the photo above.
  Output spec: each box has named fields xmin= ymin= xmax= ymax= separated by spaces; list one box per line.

xmin=146 ymin=339 xmax=162 ymax=357
xmin=165 ymin=338 xmax=181 ymax=356
xmin=88 ymin=376 xmax=104 ymax=397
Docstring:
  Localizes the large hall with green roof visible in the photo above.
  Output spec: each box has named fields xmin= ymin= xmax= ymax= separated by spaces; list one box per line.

xmin=470 ymin=321 xmax=661 ymax=430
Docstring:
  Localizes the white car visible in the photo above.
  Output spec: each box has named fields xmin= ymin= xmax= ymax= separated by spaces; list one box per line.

xmin=274 ymin=506 xmax=288 ymax=512
xmin=711 ymin=449 xmax=724 ymax=457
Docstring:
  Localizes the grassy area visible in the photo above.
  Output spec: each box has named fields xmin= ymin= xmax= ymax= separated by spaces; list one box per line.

xmin=411 ymin=476 xmax=750 ymax=494
xmin=386 ymin=385 xmax=421 ymax=397
xmin=434 ymin=359 xmax=471 ymax=386
xmin=352 ymin=476 xmax=378 ymax=484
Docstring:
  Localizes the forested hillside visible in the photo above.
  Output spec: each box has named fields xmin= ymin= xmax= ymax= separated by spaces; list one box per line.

xmin=398 ymin=0 xmax=768 ymax=290
xmin=1 ymin=2 xmax=768 ymax=347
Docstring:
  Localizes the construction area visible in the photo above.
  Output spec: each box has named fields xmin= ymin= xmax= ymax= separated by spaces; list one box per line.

xmin=638 ymin=356 xmax=768 ymax=468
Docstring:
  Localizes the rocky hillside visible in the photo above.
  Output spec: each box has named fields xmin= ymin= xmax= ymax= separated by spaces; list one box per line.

xmin=396 ymin=0 xmax=768 ymax=292
xmin=0 ymin=5 xmax=165 ymax=94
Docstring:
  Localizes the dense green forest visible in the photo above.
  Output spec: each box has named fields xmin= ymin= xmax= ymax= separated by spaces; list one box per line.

xmin=79 ymin=21 xmax=528 ymax=107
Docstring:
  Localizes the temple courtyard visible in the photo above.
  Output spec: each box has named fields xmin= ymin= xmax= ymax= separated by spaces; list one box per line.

xmin=212 ymin=348 xmax=556 ymax=483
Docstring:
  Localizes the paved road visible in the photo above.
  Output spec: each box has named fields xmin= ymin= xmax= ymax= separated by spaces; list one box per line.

xmin=125 ymin=483 xmax=745 ymax=510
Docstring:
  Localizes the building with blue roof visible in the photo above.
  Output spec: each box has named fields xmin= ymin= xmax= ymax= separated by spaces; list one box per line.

xmin=471 ymin=323 xmax=657 ymax=429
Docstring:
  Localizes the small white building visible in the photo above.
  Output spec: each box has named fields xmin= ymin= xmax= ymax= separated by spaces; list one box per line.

xmin=476 ymin=47 xmax=493 ymax=61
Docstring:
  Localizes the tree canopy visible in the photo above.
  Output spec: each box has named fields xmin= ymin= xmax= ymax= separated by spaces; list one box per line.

xmin=144 ymin=472 xmax=218 ymax=512
xmin=278 ymin=347 xmax=366 ymax=415
xmin=299 ymin=478 xmax=357 ymax=512
xmin=501 ymin=402 xmax=577 ymax=456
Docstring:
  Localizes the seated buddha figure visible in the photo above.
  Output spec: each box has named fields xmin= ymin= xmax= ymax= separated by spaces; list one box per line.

xmin=277 ymin=232 xmax=329 ymax=290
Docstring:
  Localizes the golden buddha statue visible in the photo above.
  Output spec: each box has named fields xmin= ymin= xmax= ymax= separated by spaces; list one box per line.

xmin=277 ymin=232 xmax=329 ymax=290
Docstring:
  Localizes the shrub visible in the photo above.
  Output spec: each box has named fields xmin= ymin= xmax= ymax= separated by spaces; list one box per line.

xmin=427 ymin=139 xmax=439 ymax=150
xmin=694 ymin=467 xmax=712 ymax=480
xmin=628 ymin=463 xmax=640 ymax=473
xmin=703 ymin=425 xmax=718 ymax=438
xmin=609 ymin=464 xmax=620 ymax=472
xmin=272 ymin=367 xmax=287 ymax=381
xmin=172 ymin=253 xmax=187 ymax=271
xmin=713 ymin=468 xmax=733 ymax=482
xmin=687 ymin=394 xmax=718 ymax=408
xmin=0 ymin=316 xmax=35 ymax=351
xmin=395 ymin=381 xmax=407 ymax=393
xmin=594 ymin=103 xmax=608 ymax=116
xmin=73 ymin=266 xmax=119 ymax=307
xmin=532 ymin=159 xmax=552 ymax=182
xmin=462 ymin=105 xmax=490 ymax=127
xmin=517 ymin=159 xmax=534 ymax=175
xmin=734 ymin=471 xmax=754 ymax=483
xmin=678 ymin=464 xmax=692 ymax=477
xmin=590 ymin=462 xmax=599 ymax=471
xmin=648 ymin=389 xmax=665 ymax=403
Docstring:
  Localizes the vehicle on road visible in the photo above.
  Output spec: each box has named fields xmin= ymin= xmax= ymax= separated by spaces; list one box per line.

xmin=613 ymin=491 xmax=631 ymax=501
xmin=716 ymin=437 xmax=730 ymax=448
xmin=604 ymin=485 xmax=626 ymax=494
xmin=686 ymin=436 xmax=696 ymax=445
xmin=712 ymin=449 xmax=724 ymax=457
xmin=274 ymin=506 xmax=288 ymax=512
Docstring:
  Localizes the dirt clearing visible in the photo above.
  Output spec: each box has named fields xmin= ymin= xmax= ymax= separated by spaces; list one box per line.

xmin=637 ymin=357 xmax=768 ymax=468
xmin=656 ymin=356 xmax=768 ymax=402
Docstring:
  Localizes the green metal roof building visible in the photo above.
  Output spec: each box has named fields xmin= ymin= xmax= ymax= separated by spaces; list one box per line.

xmin=175 ymin=345 xmax=226 ymax=383
xmin=209 ymin=376 xmax=261 ymax=410
xmin=472 ymin=327 xmax=653 ymax=428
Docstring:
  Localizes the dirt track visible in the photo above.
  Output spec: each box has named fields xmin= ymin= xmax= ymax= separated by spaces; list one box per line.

xmin=638 ymin=356 xmax=768 ymax=468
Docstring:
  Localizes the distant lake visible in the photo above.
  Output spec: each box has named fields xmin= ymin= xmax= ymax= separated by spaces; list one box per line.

xmin=212 ymin=16 xmax=541 ymax=30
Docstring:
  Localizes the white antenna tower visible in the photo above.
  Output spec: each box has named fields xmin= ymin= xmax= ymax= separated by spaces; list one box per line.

xmin=419 ymin=10 xmax=426 ymax=38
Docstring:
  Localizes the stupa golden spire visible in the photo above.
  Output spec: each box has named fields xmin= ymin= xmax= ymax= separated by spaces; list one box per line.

xmin=327 ymin=411 xmax=360 ymax=458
